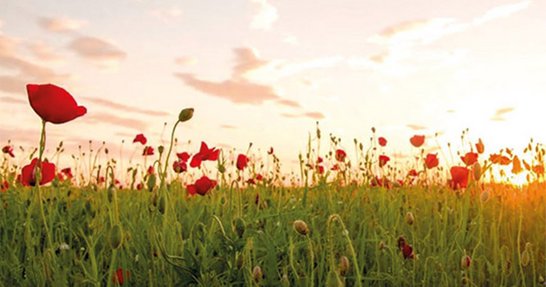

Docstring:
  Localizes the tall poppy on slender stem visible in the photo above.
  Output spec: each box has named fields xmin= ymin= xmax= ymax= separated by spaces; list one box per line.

xmin=26 ymin=83 xmax=87 ymax=251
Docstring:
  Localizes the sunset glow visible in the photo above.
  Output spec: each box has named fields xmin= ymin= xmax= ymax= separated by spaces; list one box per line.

xmin=1 ymin=1 xmax=546 ymax=174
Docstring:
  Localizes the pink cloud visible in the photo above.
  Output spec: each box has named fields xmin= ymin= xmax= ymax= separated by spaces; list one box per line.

xmin=68 ymin=36 xmax=126 ymax=67
xmin=406 ymin=124 xmax=427 ymax=131
xmin=81 ymin=97 xmax=170 ymax=117
xmin=27 ymin=41 xmax=62 ymax=62
xmin=176 ymin=73 xmax=279 ymax=105
xmin=491 ymin=107 xmax=514 ymax=121
xmin=39 ymin=17 xmax=87 ymax=32
xmin=276 ymin=99 xmax=302 ymax=108
xmin=82 ymin=112 xmax=149 ymax=131
xmin=0 ymin=95 xmax=26 ymax=105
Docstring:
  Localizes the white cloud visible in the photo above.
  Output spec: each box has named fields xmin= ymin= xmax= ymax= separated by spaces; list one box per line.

xmin=250 ymin=0 xmax=278 ymax=30
xmin=474 ymin=0 xmax=532 ymax=25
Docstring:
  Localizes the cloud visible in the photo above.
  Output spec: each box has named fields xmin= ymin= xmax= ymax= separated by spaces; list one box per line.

xmin=491 ymin=107 xmax=514 ymax=121
xmin=473 ymin=1 xmax=532 ymax=25
xmin=175 ymin=56 xmax=198 ymax=66
xmin=250 ymin=0 xmax=278 ymax=30
xmin=39 ymin=17 xmax=87 ymax=32
xmin=176 ymin=73 xmax=279 ymax=104
xmin=68 ymin=36 xmax=126 ymax=67
xmin=176 ymin=47 xmax=280 ymax=105
xmin=276 ymin=99 xmax=301 ymax=108
xmin=406 ymin=124 xmax=427 ymax=131
xmin=81 ymin=97 xmax=170 ymax=117
xmin=281 ymin=111 xmax=325 ymax=120
xmin=233 ymin=47 xmax=268 ymax=77
xmin=27 ymin=41 xmax=62 ymax=62
xmin=150 ymin=7 xmax=183 ymax=20
xmin=82 ymin=112 xmax=149 ymax=131
xmin=0 ymin=95 xmax=26 ymax=105
xmin=0 ymin=33 xmax=70 ymax=93
xmin=220 ymin=124 xmax=237 ymax=129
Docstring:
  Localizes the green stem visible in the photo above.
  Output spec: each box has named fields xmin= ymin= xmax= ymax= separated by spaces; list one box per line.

xmin=161 ymin=120 xmax=181 ymax=190
xmin=35 ymin=120 xmax=53 ymax=250
xmin=327 ymin=214 xmax=363 ymax=287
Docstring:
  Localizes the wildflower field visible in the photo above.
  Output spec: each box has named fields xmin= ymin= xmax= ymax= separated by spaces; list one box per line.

xmin=1 ymin=84 xmax=545 ymax=286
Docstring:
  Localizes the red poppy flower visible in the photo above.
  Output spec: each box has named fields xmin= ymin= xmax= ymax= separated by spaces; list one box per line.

xmin=398 ymin=236 xmax=414 ymax=259
xmin=172 ymin=160 xmax=187 ymax=173
xmin=20 ymin=158 xmax=56 ymax=186
xmin=112 ymin=268 xmax=130 ymax=285
xmin=187 ymin=175 xmax=217 ymax=196
xmin=1 ymin=180 xmax=8 ymax=192
xmin=60 ymin=167 xmax=73 ymax=179
xmin=407 ymin=169 xmax=418 ymax=177
xmin=176 ymin=152 xmax=190 ymax=161
xmin=2 ymin=145 xmax=14 ymax=158
xmin=461 ymin=152 xmax=478 ymax=166
xmin=533 ymin=164 xmax=544 ymax=175
xmin=236 ymin=154 xmax=249 ymax=171
xmin=133 ymin=134 xmax=147 ymax=145
xmin=147 ymin=165 xmax=155 ymax=175
xmin=489 ymin=153 xmax=511 ymax=165
xmin=410 ymin=135 xmax=425 ymax=148
xmin=190 ymin=142 xmax=220 ymax=168
xmin=317 ymin=165 xmax=325 ymax=174
xmin=136 ymin=183 xmax=143 ymax=190
xmin=256 ymin=174 xmax=264 ymax=181
xmin=331 ymin=164 xmax=340 ymax=171
xmin=143 ymin=146 xmax=154 ymax=156
xmin=335 ymin=149 xmax=347 ymax=162
xmin=246 ymin=178 xmax=256 ymax=185
xmin=511 ymin=156 xmax=523 ymax=174
xmin=378 ymin=137 xmax=387 ymax=147
xmin=425 ymin=153 xmax=439 ymax=169
xmin=316 ymin=156 xmax=323 ymax=164
xmin=379 ymin=155 xmax=390 ymax=167
xmin=475 ymin=139 xmax=484 ymax=154
xmin=27 ymin=84 xmax=86 ymax=124
xmin=449 ymin=166 xmax=469 ymax=189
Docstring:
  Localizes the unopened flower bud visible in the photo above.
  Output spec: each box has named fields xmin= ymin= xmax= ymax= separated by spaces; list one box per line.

xmin=339 ymin=255 xmax=350 ymax=276
xmin=461 ymin=255 xmax=471 ymax=269
xmin=234 ymin=217 xmax=246 ymax=238
xmin=405 ymin=212 xmax=414 ymax=225
xmin=158 ymin=145 xmax=164 ymax=154
xmin=109 ymin=224 xmax=123 ymax=249
xmin=252 ymin=265 xmax=263 ymax=282
xmin=293 ymin=220 xmax=309 ymax=236
xmin=178 ymin=108 xmax=194 ymax=122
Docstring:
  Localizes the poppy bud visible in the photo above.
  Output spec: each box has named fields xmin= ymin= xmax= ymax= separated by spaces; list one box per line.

xmin=252 ymin=265 xmax=263 ymax=282
xmin=293 ymin=220 xmax=309 ymax=236
xmin=234 ymin=217 xmax=246 ymax=238
xmin=473 ymin=162 xmax=482 ymax=181
xmin=461 ymin=276 xmax=469 ymax=286
xmin=521 ymin=243 xmax=531 ymax=267
xmin=178 ymin=108 xmax=194 ymax=122
xmin=339 ymin=255 xmax=350 ymax=276
xmin=158 ymin=145 xmax=164 ymax=154
xmin=461 ymin=255 xmax=471 ymax=269
xmin=109 ymin=224 xmax=123 ymax=249
xmin=107 ymin=185 xmax=115 ymax=203
xmin=405 ymin=212 xmax=414 ymax=225
xmin=538 ymin=275 xmax=544 ymax=284
xmin=158 ymin=195 xmax=166 ymax=215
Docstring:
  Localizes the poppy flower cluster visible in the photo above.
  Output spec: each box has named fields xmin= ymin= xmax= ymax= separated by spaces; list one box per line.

xmin=335 ymin=149 xmax=347 ymax=162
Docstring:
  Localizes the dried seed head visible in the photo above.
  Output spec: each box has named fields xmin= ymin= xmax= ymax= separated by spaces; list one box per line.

xmin=293 ymin=220 xmax=309 ymax=236
xmin=252 ymin=265 xmax=263 ymax=282
xmin=473 ymin=162 xmax=482 ymax=181
xmin=339 ymin=256 xmax=350 ymax=276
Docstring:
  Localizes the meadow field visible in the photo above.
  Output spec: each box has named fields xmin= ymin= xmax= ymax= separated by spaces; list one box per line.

xmin=1 ymin=84 xmax=546 ymax=286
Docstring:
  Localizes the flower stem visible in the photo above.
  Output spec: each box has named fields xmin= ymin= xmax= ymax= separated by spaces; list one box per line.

xmin=36 ymin=120 xmax=53 ymax=250
xmin=161 ymin=120 xmax=180 ymax=190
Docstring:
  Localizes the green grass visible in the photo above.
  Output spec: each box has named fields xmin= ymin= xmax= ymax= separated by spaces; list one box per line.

xmin=0 ymin=181 xmax=544 ymax=286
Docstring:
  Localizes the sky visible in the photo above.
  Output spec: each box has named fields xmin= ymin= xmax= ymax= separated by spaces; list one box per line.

xmin=1 ymin=0 xmax=546 ymax=172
